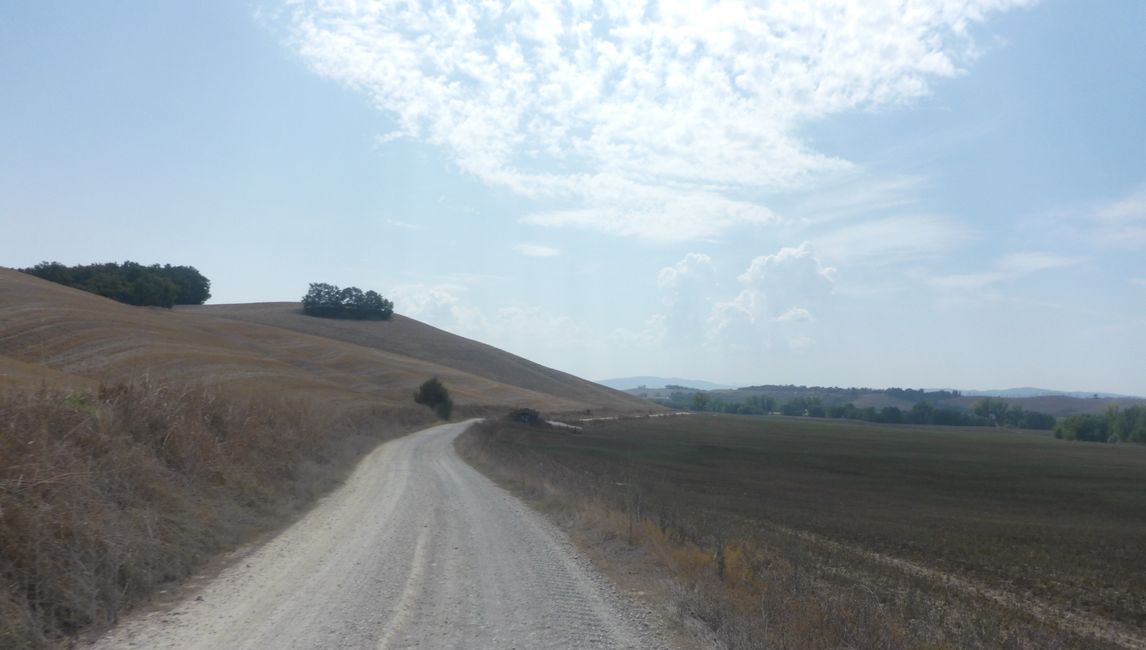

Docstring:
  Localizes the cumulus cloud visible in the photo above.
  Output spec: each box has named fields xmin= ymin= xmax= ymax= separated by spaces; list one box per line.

xmin=280 ymin=0 xmax=1034 ymax=241
xmin=390 ymin=283 xmax=592 ymax=369
xmin=652 ymin=244 xmax=833 ymax=352
xmin=709 ymin=242 xmax=835 ymax=349
xmin=657 ymin=252 xmax=717 ymax=305
xmin=389 ymin=283 xmax=472 ymax=325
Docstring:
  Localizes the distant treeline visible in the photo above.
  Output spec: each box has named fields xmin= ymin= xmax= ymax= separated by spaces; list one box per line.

xmin=301 ymin=282 xmax=393 ymax=320
xmin=656 ymin=393 xmax=1056 ymax=430
xmin=733 ymin=384 xmax=963 ymax=403
xmin=20 ymin=261 xmax=210 ymax=307
xmin=1055 ymin=406 xmax=1146 ymax=443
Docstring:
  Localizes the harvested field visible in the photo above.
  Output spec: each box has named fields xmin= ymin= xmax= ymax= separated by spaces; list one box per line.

xmin=0 ymin=268 xmax=647 ymax=415
xmin=459 ymin=413 xmax=1146 ymax=649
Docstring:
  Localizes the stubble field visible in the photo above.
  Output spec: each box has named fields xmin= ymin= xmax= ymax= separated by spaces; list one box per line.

xmin=459 ymin=413 xmax=1146 ymax=649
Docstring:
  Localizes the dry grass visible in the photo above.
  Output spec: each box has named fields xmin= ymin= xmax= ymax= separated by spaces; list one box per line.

xmin=0 ymin=268 xmax=650 ymax=648
xmin=458 ymin=415 xmax=1146 ymax=649
xmin=189 ymin=301 xmax=645 ymax=414
xmin=0 ymin=268 xmax=645 ymax=415
xmin=0 ymin=381 xmax=432 ymax=648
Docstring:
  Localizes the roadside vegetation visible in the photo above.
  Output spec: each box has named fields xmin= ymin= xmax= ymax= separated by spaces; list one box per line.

xmin=0 ymin=381 xmax=432 ymax=648
xmin=458 ymin=413 xmax=1146 ymax=649
xmin=413 ymin=377 xmax=453 ymax=420
xmin=19 ymin=261 xmax=210 ymax=307
xmin=655 ymin=388 xmax=1058 ymax=430
xmin=301 ymin=282 xmax=394 ymax=320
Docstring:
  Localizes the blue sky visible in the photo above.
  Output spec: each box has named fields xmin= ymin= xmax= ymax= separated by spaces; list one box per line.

xmin=2 ymin=1 xmax=1143 ymax=394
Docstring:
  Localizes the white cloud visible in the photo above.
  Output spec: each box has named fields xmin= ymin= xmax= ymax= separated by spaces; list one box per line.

xmin=930 ymin=250 xmax=1081 ymax=290
xmin=1132 ymin=278 xmax=1146 ymax=287
xmin=997 ymin=251 xmax=1080 ymax=274
xmin=657 ymin=252 xmax=717 ymax=305
xmin=522 ymin=182 xmax=778 ymax=242
xmin=281 ymin=0 xmax=1034 ymax=241
xmin=513 ymin=243 xmax=562 ymax=257
xmin=775 ymin=307 xmax=815 ymax=323
xmin=1096 ymin=185 xmax=1146 ymax=222
xmin=787 ymin=174 xmax=927 ymax=225
xmin=390 ymin=283 xmax=594 ymax=371
xmin=650 ymin=244 xmax=834 ymax=352
xmin=384 ymin=218 xmax=423 ymax=230
xmin=813 ymin=215 xmax=970 ymax=264
xmin=1090 ymin=183 xmax=1146 ymax=247
xmin=711 ymin=243 xmax=834 ymax=351
xmin=737 ymin=242 xmax=836 ymax=312
xmin=929 ymin=272 xmax=1007 ymax=290
xmin=389 ymin=283 xmax=470 ymax=325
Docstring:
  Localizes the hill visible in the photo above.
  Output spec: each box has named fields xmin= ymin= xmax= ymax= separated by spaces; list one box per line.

xmin=0 ymin=268 xmax=645 ymax=415
xmin=0 ymin=267 xmax=650 ymax=647
xmin=596 ymin=376 xmax=735 ymax=391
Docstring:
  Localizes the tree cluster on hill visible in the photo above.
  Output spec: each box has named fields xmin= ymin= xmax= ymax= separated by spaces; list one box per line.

xmin=301 ymin=282 xmax=394 ymax=320
xmin=19 ymin=261 xmax=210 ymax=307
xmin=656 ymin=392 xmax=1056 ymax=430
xmin=1055 ymin=406 xmax=1146 ymax=443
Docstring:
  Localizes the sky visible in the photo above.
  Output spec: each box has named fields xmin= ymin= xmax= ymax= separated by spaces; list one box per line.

xmin=1 ymin=1 xmax=1143 ymax=395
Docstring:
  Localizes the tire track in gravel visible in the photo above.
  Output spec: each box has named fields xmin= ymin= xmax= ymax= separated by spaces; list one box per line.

xmin=91 ymin=420 xmax=674 ymax=650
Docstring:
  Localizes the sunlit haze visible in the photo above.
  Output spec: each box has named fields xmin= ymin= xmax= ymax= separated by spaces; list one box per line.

xmin=2 ymin=1 xmax=1143 ymax=394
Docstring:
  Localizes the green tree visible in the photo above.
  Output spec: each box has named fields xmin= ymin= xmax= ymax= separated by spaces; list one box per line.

xmin=691 ymin=392 xmax=710 ymax=412
xmin=161 ymin=264 xmax=211 ymax=304
xmin=19 ymin=261 xmax=209 ymax=307
xmin=973 ymin=398 xmax=1010 ymax=426
xmin=909 ymin=401 xmax=935 ymax=425
xmin=414 ymin=377 xmax=453 ymax=420
xmin=1055 ymin=414 xmax=1108 ymax=442
xmin=301 ymin=282 xmax=393 ymax=320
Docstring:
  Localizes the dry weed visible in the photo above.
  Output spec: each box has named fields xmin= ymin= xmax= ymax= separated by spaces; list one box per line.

xmin=0 ymin=381 xmax=431 ymax=648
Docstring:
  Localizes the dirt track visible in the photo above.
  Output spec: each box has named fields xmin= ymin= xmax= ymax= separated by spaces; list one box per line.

xmin=91 ymin=420 xmax=671 ymax=649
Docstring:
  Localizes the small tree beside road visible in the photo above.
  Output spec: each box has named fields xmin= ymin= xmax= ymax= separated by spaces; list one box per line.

xmin=414 ymin=378 xmax=453 ymax=420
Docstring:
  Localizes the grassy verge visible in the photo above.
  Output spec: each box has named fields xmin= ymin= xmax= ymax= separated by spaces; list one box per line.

xmin=456 ymin=414 xmax=1146 ymax=649
xmin=0 ymin=381 xmax=433 ymax=648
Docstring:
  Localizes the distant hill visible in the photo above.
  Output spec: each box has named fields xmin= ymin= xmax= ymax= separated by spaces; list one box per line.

xmin=597 ymin=376 xmax=735 ymax=391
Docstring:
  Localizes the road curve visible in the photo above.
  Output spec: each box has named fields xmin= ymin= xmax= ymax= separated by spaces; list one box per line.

xmin=92 ymin=420 xmax=672 ymax=649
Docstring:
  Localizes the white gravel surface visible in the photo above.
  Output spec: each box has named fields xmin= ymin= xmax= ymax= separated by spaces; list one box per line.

xmin=91 ymin=420 xmax=676 ymax=650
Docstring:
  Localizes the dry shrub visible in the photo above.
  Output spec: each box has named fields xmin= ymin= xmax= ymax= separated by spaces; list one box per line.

xmin=0 ymin=381 xmax=431 ymax=648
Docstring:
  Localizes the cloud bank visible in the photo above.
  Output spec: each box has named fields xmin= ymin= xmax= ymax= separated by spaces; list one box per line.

xmin=282 ymin=0 xmax=1035 ymax=241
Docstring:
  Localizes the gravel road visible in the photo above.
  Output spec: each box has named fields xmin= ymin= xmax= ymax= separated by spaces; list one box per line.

xmin=91 ymin=420 xmax=674 ymax=650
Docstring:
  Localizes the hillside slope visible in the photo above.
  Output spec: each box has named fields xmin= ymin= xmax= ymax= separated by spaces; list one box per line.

xmin=0 ymin=267 xmax=649 ymax=646
xmin=187 ymin=301 xmax=635 ymax=413
xmin=0 ymin=268 xmax=645 ymax=414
